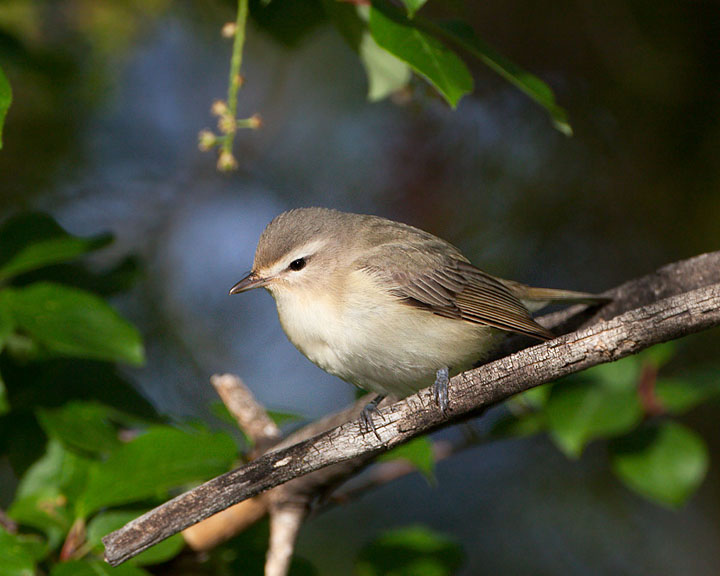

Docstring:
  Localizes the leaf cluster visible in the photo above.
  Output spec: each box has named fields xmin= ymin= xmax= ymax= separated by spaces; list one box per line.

xmin=491 ymin=343 xmax=718 ymax=507
xmin=257 ymin=0 xmax=571 ymax=133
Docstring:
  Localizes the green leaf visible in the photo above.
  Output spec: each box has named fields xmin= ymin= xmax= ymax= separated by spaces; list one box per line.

xmin=87 ymin=511 xmax=184 ymax=566
xmin=360 ymin=29 xmax=412 ymax=101
xmin=610 ymin=421 xmax=709 ymax=507
xmin=546 ymin=378 xmax=643 ymax=458
xmin=79 ymin=425 xmax=237 ymax=514
xmin=355 ymin=525 xmax=464 ymax=576
xmin=506 ymin=383 xmax=551 ymax=411
xmin=0 ymin=528 xmax=45 ymax=576
xmin=639 ymin=341 xmax=676 ymax=369
xmin=9 ymin=440 xmax=92 ymax=543
xmin=249 ymin=0 xmax=327 ymax=47
xmin=490 ymin=411 xmax=545 ymax=439
xmin=0 ymin=67 xmax=11 ymax=149
xmin=327 ymin=3 xmax=412 ymax=102
xmin=0 ymin=212 xmax=111 ymax=282
xmin=37 ymin=402 xmax=123 ymax=455
xmin=433 ymin=20 xmax=572 ymax=135
xmin=400 ymin=0 xmax=428 ymax=19
xmin=0 ymin=237 xmax=112 ymax=283
xmin=655 ymin=369 xmax=720 ymax=414
xmin=49 ymin=560 xmax=150 ymax=576
xmin=369 ymin=7 xmax=473 ymax=108
xmin=379 ymin=436 xmax=435 ymax=482
xmin=1 ymin=283 xmax=144 ymax=365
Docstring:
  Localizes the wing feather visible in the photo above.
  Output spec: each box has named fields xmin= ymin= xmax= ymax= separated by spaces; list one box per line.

xmin=356 ymin=242 xmax=553 ymax=341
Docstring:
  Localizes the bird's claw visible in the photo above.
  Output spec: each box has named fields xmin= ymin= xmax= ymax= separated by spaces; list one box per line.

xmin=433 ymin=367 xmax=450 ymax=416
xmin=360 ymin=394 xmax=386 ymax=441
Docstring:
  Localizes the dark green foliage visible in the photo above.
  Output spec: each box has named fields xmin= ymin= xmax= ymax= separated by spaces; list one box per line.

xmin=356 ymin=525 xmax=464 ymax=576
xmin=491 ymin=343 xmax=716 ymax=507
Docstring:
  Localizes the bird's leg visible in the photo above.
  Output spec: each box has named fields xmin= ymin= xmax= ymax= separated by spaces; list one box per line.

xmin=433 ymin=367 xmax=450 ymax=416
xmin=360 ymin=394 xmax=386 ymax=440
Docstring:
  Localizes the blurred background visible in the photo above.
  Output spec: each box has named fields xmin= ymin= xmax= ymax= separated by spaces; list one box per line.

xmin=1 ymin=0 xmax=718 ymax=574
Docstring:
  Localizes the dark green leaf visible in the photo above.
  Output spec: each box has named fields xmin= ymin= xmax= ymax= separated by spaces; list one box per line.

xmin=0 ymin=528 xmax=45 ymax=576
xmin=584 ymin=357 xmax=641 ymax=390
xmin=639 ymin=342 xmax=676 ymax=369
xmin=87 ymin=511 xmax=184 ymax=566
xmin=0 ymin=236 xmax=111 ymax=283
xmin=17 ymin=255 xmax=142 ymax=296
xmin=0 ymin=409 xmax=48 ymax=477
xmin=610 ymin=421 xmax=709 ymax=507
xmin=546 ymin=378 xmax=642 ymax=458
xmin=400 ymin=0 xmax=428 ymax=19
xmin=0 ymin=212 xmax=111 ymax=282
xmin=79 ymin=425 xmax=237 ymax=514
xmin=0 ymin=67 xmax=11 ymax=149
xmin=655 ymin=370 xmax=720 ymax=414
xmin=49 ymin=560 xmax=150 ymax=576
xmin=249 ymin=0 xmax=326 ymax=47
xmin=328 ymin=3 xmax=414 ymax=102
xmin=1 ymin=283 xmax=144 ymax=365
xmin=355 ymin=525 xmax=464 ymax=576
xmin=490 ymin=411 xmax=545 ymax=439
xmin=369 ymin=7 xmax=473 ymax=108
xmin=1 ymin=359 xmax=158 ymax=421
xmin=433 ymin=20 xmax=572 ymax=135
xmin=37 ymin=402 xmax=122 ymax=455
xmin=379 ymin=436 xmax=435 ymax=482
xmin=507 ymin=383 xmax=551 ymax=411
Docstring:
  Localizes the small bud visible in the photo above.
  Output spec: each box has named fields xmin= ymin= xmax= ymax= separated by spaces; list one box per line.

xmin=198 ymin=130 xmax=217 ymax=151
xmin=211 ymin=100 xmax=228 ymax=117
xmin=248 ymin=113 xmax=262 ymax=130
xmin=233 ymin=74 xmax=245 ymax=88
xmin=217 ymin=150 xmax=238 ymax=172
xmin=218 ymin=114 xmax=237 ymax=135
xmin=221 ymin=22 xmax=237 ymax=38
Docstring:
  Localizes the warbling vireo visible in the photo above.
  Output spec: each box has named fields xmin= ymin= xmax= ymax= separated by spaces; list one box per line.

xmin=230 ymin=208 xmax=603 ymax=423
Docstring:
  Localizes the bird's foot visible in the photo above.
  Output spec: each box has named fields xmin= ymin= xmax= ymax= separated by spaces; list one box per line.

xmin=360 ymin=394 xmax=386 ymax=441
xmin=433 ymin=367 xmax=450 ymax=416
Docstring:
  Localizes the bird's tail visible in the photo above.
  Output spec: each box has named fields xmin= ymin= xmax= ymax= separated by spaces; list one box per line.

xmin=504 ymin=281 xmax=610 ymax=312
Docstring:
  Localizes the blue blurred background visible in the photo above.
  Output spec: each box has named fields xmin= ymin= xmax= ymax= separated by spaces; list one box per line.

xmin=1 ymin=1 xmax=718 ymax=574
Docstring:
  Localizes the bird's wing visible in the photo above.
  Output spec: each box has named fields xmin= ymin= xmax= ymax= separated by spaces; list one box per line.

xmin=355 ymin=242 xmax=553 ymax=341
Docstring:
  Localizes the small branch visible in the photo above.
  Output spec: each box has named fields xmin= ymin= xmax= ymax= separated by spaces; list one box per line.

xmin=218 ymin=0 xmax=250 ymax=171
xmin=211 ymin=373 xmax=281 ymax=454
xmin=104 ymin=252 xmax=720 ymax=566
xmin=184 ymin=373 xmax=281 ymax=551
xmin=198 ymin=0 xmax=261 ymax=171
xmin=266 ymin=504 xmax=306 ymax=576
xmin=182 ymin=499 xmax=268 ymax=552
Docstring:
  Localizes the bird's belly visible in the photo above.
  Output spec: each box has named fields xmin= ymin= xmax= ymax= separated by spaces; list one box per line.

xmin=334 ymin=306 xmax=497 ymax=398
xmin=272 ymin=284 xmax=497 ymax=398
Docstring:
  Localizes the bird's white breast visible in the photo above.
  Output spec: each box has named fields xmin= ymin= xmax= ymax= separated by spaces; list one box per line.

xmin=269 ymin=269 xmax=497 ymax=398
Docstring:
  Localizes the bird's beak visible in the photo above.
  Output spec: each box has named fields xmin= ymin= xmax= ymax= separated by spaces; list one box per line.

xmin=229 ymin=272 xmax=271 ymax=295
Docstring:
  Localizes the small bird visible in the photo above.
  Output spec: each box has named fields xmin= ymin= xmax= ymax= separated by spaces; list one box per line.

xmin=230 ymin=208 xmax=603 ymax=425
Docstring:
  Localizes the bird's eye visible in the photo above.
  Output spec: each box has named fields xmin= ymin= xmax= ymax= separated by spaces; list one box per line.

xmin=288 ymin=258 xmax=306 ymax=271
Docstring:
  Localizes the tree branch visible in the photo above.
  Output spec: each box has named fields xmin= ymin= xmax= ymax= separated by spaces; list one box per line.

xmin=104 ymin=251 xmax=720 ymax=566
